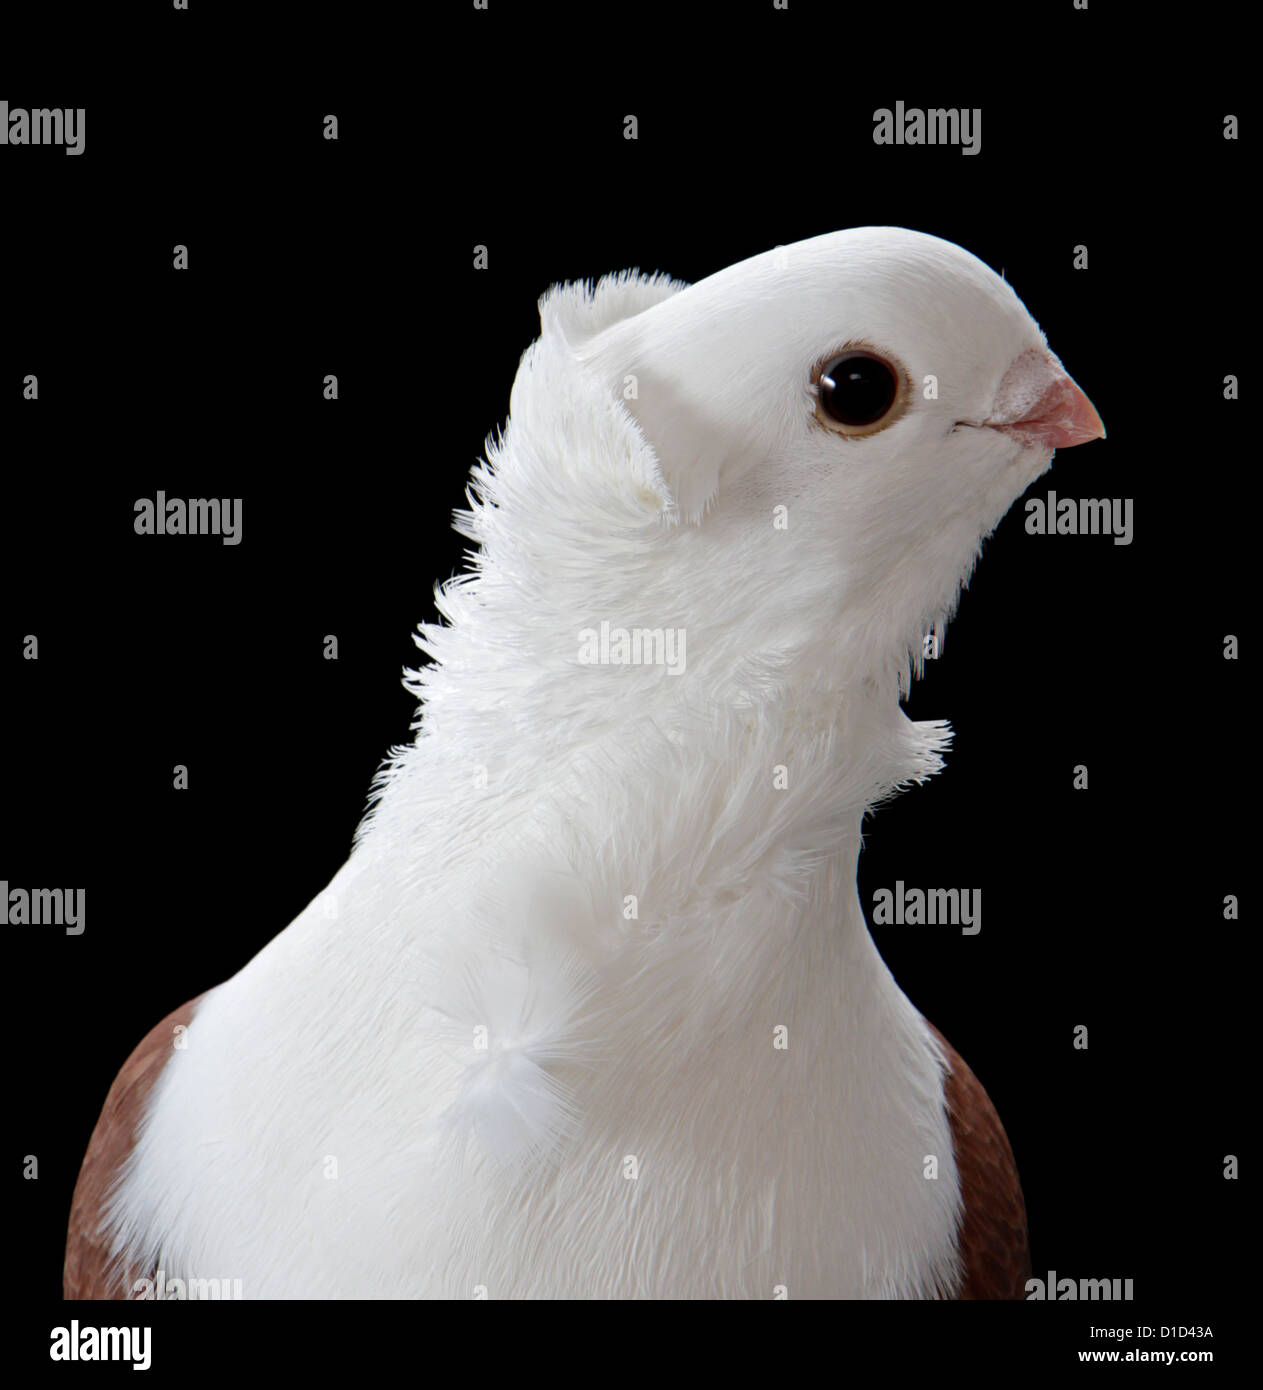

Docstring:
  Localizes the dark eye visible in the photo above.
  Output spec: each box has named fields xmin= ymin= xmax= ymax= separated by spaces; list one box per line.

xmin=817 ymin=351 xmax=901 ymax=431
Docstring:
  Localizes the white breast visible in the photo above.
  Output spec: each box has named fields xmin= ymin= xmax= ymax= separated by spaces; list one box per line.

xmin=106 ymin=841 xmax=961 ymax=1299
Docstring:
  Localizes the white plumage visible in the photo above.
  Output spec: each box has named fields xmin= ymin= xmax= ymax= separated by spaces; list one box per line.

xmin=96 ymin=228 xmax=1102 ymax=1298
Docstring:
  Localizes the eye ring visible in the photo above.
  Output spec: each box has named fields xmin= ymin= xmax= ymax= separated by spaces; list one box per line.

xmin=811 ymin=345 xmax=910 ymax=437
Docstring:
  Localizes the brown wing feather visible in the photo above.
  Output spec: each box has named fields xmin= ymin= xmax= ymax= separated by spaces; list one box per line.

xmin=63 ymin=993 xmax=205 ymax=1300
xmin=926 ymin=1020 xmax=1030 ymax=1300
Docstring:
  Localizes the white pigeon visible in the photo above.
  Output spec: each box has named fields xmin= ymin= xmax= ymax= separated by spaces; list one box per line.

xmin=66 ymin=227 xmax=1104 ymax=1300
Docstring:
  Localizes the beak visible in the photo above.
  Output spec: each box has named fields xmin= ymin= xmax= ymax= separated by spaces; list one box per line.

xmin=986 ymin=348 xmax=1105 ymax=450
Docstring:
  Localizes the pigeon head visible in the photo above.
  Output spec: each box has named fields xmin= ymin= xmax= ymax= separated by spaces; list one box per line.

xmin=419 ymin=229 xmax=1104 ymax=746
xmin=568 ymin=227 xmax=1104 ymax=695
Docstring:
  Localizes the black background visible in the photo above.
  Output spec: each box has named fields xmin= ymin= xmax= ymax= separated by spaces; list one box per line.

xmin=2 ymin=0 xmax=1249 ymax=1374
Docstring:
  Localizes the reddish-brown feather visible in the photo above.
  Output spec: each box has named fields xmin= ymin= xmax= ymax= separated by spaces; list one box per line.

xmin=63 ymin=994 xmax=204 ymax=1300
xmin=926 ymin=1020 xmax=1030 ymax=1299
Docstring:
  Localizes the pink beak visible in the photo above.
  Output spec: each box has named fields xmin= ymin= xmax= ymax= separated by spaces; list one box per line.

xmin=987 ymin=348 xmax=1106 ymax=450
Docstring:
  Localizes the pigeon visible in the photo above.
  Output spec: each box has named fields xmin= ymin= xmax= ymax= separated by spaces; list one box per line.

xmin=65 ymin=227 xmax=1104 ymax=1300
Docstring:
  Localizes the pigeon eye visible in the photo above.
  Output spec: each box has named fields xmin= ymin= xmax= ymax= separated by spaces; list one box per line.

xmin=814 ymin=349 xmax=905 ymax=435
